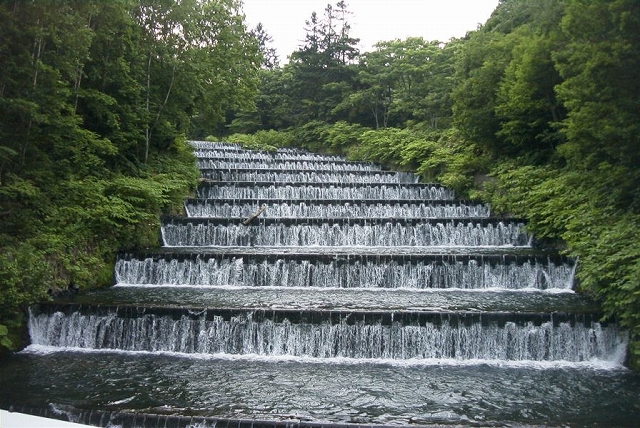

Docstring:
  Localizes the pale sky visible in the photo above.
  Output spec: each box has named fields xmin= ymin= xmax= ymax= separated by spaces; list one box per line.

xmin=241 ymin=0 xmax=500 ymax=62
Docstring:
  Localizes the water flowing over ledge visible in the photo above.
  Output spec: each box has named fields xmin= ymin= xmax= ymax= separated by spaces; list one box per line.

xmin=197 ymin=159 xmax=385 ymax=172
xmin=114 ymin=252 xmax=573 ymax=290
xmin=161 ymin=218 xmax=530 ymax=247
xmin=200 ymin=169 xmax=419 ymax=184
xmin=196 ymin=182 xmax=456 ymax=200
xmin=184 ymin=199 xmax=491 ymax=219
xmin=28 ymin=305 xmax=627 ymax=363
xmin=5 ymin=141 xmax=637 ymax=428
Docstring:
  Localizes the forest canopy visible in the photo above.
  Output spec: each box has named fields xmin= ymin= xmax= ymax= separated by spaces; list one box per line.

xmin=0 ymin=0 xmax=260 ymax=350
xmin=228 ymin=0 xmax=640 ymax=366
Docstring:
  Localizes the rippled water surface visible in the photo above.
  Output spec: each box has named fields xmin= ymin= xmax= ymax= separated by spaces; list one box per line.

xmin=1 ymin=351 xmax=639 ymax=426
xmin=68 ymin=287 xmax=597 ymax=313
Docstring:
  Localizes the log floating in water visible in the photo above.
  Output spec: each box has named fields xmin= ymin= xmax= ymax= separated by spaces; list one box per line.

xmin=242 ymin=205 xmax=266 ymax=225
xmin=197 ymin=177 xmax=218 ymax=183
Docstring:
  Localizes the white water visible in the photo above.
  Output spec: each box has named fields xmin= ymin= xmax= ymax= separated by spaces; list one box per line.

xmin=114 ymin=256 xmax=573 ymax=290
xmin=28 ymin=309 xmax=626 ymax=363
xmin=185 ymin=201 xmax=491 ymax=219
xmin=197 ymin=184 xmax=455 ymax=200
xmin=21 ymin=344 xmax=629 ymax=371
xmin=197 ymin=159 xmax=383 ymax=172
xmin=188 ymin=140 xmax=241 ymax=150
xmin=161 ymin=221 xmax=529 ymax=247
xmin=11 ymin=141 xmax=637 ymax=428
xmin=193 ymin=150 xmax=351 ymax=163
xmin=200 ymin=170 xmax=419 ymax=184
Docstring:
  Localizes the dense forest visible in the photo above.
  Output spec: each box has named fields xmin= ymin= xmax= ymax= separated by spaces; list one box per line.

xmin=0 ymin=0 xmax=260 ymax=350
xmin=0 ymin=0 xmax=638 ymax=368
xmin=224 ymin=0 xmax=640 ymax=367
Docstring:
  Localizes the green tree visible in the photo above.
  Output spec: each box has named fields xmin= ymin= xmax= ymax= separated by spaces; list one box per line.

xmin=495 ymin=32 xmax=565 ymax=162
xmin=452 ymin=0 xmax=565 ymax=160
xmin=0 ymin=0 xmax=258 ymax=351
xmin=132 ymin=0 xmax=260 ymax=150
xmin=553 ymin=0 xmax=640 ymax=363
xmin=477 ymin=0 xmax=640 ymax=366
xmin=553 ymin=0 xmax=639 ymax=207
xmin=352 ymin=37 xmax=454 ymax=129
xmin=251 ymin=22 xmax=279 ymax=69
xmin=286 ymin=2 xmax=360 ymax=125
xmin=451 ymin=29 xmax=513 ymax=156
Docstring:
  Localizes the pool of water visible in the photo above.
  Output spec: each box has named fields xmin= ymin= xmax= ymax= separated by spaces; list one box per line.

xmin=1 ymin=350 xmax=638 ymax=426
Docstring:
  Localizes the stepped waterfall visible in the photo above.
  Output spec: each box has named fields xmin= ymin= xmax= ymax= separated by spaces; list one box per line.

xmin=2 ymin=140 xmax=639 ymax=428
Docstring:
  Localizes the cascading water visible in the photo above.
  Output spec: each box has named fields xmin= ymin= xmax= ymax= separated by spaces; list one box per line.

xmin=197 ymin=159 xmax=383 ymax=171
xmin=160 ymin=218 xmax=529 ymax=247
xmin=113 ymin=253 xmax=575 ymax=290
xmin=196 ymin=182 xmax=455 ymax=200
xmin=196 ymin=153 xmax=352 ymax=163
xmin=200 ymin=169 xmax=419 ymax=184
xmin=193 ymin=147 xmax=348 ymax=162
xmin=28 ymin=305 xmax=623 ymax=362
xmin=4 ymin=140 xmax=638 ymax=428
xmin=184 ymin=200 xmax=491 ymax=218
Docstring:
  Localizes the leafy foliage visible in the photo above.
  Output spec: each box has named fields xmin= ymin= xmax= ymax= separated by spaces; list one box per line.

xmin=229 ymin=0 xmax=640 ymax=368
xmin=1 ymin=0 xmax=638 ymax=369
xmin=0 ymin=0 xmax=256 ymax=351
xmin=468 ymin=0 xmax=640 ymax=366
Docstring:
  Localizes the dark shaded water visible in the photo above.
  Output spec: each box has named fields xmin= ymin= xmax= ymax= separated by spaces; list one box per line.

xmin=1 ymin=351 xmax=639 ymax=427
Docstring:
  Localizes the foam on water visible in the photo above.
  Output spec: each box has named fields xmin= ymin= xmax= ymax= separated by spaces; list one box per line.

xmin=27 ymin=308 xmax=626 ymax=363
xmin=21 ymin=344 xmax=628 ymax=371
